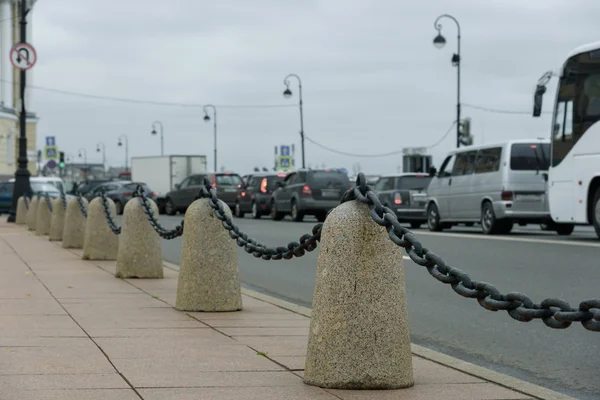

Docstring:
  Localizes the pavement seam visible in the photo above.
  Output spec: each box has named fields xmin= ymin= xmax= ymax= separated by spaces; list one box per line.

xmin=2 ymin=239 xmax=146 ymax=400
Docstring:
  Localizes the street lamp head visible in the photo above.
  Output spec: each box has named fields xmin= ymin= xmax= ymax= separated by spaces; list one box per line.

xmin=78 ymin=152 xmax=82 ymax=158
xmin=283 ymin=87 xmax=293 ymax=99
xmin=433 ymin=33 xmax=446 ymax=49
xmin=118 ymin=141 xmax=122 ymax=147
xmin=151 ymin=128 xmax=157 ymax=135
xmin=96 ymin=147 xmax=100 ymax=153
xmin=203 ymin=114 xmax=210 ymax=122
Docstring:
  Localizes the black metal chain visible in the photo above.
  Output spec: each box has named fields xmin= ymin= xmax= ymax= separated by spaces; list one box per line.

xmin=133 ymin=186 xmax=184 ymax=240
xmin=44 ymin=193 xmax=53 ymax=213
xmin=60 ymin=189 xmax=67 ymax=211
xmin=341 ymin=173 xmax=600 ymax=332
xmin=23 ymin=195 xmax=29 ymax=210
xmin=77 ymin=195 xmax=88 ymax=218
xmin=196 ymin=178 xmax=322 ymax=260
xmin=100 ymin=194 xmax=121 ymax=235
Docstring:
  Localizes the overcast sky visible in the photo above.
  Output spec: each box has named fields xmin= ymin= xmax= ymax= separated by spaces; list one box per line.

xmin=29 ymin=0 xmax=599 ymax=176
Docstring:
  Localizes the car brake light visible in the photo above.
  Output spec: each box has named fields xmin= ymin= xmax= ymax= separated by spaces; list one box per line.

xmin=394 ymin=193 xmax=402 ymax=205
xmin=260 ymin=178 xmax=268 ymax=193
xmin=151 ymin=192 xmax=157 ymax=197
xmin=211 ymin=175 xmax=216 ymax=189
xmin=501 ymin=191 xmax=513 ymax=201
xmin=530 ymin=145 xmax=537 ymax=149
xmin=277 ymin=174 xmax=286 ymax=177
xmin=123 ymin=192 xmax=133 ymax=197
xmin=241 ymin=191 xmax=246 ymax=197
xmin=302 ymin=185 xmax=312 ymax=196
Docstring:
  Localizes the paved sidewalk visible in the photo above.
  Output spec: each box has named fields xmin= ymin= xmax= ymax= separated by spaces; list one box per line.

xmin=0 ymin=220 xmax=558 ymax=399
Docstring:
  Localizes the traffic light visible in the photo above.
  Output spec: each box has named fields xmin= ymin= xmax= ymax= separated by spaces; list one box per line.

xmin=459 ymin=118 xmax=473 ymax=146
xmin=58 ymin=151 xmax=65 ymax=169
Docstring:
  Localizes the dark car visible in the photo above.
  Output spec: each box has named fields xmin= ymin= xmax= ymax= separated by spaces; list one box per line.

xmin=73 ymin=179 xmax=112 ymax=196
xmin=86 ymin=181 xmax=157 ymax=214
xmin=270 ymin=169 xmax=351 ymax=222
xmin=164 ymin=172 xmax=244 ymax=215
xmin=372 ymin=173 xmax=432 ymax=229
xmin=234 ymin=173 xmax=287 ymax=219
xmin=0 ymin=181 xmax=13 ymax=214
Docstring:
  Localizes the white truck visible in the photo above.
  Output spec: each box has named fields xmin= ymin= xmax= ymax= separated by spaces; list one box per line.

xmin=131 ymin=155 xmax=208 ymax=213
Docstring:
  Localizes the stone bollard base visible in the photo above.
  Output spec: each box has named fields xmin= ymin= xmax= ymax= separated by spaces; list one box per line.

xmin=82 ymin=197 xmax=119 ymax=260
xmin=303 ymin=200 xmax=414 ymax=390
xmin=15 ymin=196 xmax=27 ymax=225
xmin=49 ymin=198 xmax=66 ymax=241
xmin=62 ymin=198 xmax=87 ymax=249
xmin=35 ymin=196 xmax=52 ymax=236
xmin=175 ymin=198 xmax=242 ymax=312
xmin=26 ymin=196 xmax=39 ymax=231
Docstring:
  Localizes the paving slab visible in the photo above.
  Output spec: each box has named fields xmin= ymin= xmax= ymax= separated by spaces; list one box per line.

xmin=0 ymin=221 xmax=571 ymax=400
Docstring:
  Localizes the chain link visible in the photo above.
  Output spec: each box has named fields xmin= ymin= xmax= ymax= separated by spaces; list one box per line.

xmin=133 ymin=186 xmax=184 ymax=240
xmin=77 ymin=195 xmax=88 ymax=218
xmin=196 ymin=178 xmax=322 ymax=260
xmin=100 ymin=194 xmax=121 ymax=235
xmin=60 ymin=189 xmax=67 ymax=211
xmin=341 ymin=173 xmax=600 ymax=332
xmin=44 ymin=193 xmax=53 ymax=213
xmin=23 ymin=195 xmax=29 ymax=210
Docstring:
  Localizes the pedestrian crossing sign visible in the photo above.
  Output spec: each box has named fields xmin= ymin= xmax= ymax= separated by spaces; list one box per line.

xmin=277 ymin=156 xmax=293 ymax=171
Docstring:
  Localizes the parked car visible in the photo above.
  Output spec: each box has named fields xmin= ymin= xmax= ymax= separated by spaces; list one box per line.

xmin=0 ymin=180 xmax=75 ymax=214
xmin=164 ymin=172 xmax=244 ymax=215
xmin=270 ymin=169 xmax=351 ymax=222
xmin=86 ymin=181 xmax=157 ymax=214
xmin=373 ymin=173 xmax=432 ymax=229
xmin=425 ymin=139 xmax=559 ymax=235
xmin=10 ymin=176 xmax=67 ymax=194
xmin=0 ymin=180 xmax=12 ymax=214
xmin=73 ymin=179 xmax=112 ymax=196
xmin=234 ymin=172 xmax=287 ymax=218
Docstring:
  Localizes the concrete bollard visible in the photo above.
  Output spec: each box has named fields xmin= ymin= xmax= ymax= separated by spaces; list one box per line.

xmin=82 ymin=197 xmax=119 ymax=260
xmin=303 ymin=200 xmax=414 ymax=390
xmin=15 ymin=196 xmax=28 ymax=225
xmin=175 ymin=198 xmax=242 ymax=312
xmin=26 ymin=195 xmax=38 ymax=231
xmin=62 ymin=197 xmax=88 ymax=249
xmin=115 ymin=198 xmax=163 ymax=279
xmin=49 ymin=198 xmax=66 ymax=241
xmin=35 ymin=195 xmax=52 ymax=236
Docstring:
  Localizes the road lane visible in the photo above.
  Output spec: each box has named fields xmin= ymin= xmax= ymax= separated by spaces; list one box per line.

xmin=158 ymin=214 xmax=599 ymax=400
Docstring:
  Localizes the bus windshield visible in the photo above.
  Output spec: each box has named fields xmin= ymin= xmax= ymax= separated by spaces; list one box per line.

xmin=552 ymin=49 xmax=600 ymax=167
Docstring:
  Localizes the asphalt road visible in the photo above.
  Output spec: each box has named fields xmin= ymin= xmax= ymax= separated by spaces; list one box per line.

xmin=157 ymin=213 xmax=600 ymax=400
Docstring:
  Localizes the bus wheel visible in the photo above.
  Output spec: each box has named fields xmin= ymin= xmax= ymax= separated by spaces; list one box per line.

xmin=593 ymin=188 xmax=600 ymax=239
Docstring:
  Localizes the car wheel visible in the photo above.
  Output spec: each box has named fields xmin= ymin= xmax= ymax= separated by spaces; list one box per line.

xmin=234 ymin=202 xmax=245 ymax=218
xmin=593 ymin=188 xmax=600 ymax=239
xmin=410 ymin=222 xmax=421 ymax=229
xmin=251 ymin=202 xmax=262 ymax=219
xmin=555 ymin=223 xmax=574 ymax=236
xmin=165 ymin=198 xmax=176 ymax=216
xmin=290 ymin=200 xmax=304 ymax=222
xmin=481 ymin=201 xmax=500 ymax=235
xmin=270 ymin=201 xmax=284 ymax=221
xmin=427 ymin=203 xmax=443 ymax=232
xmin=114 ymin=200 xmax=123 ymax=215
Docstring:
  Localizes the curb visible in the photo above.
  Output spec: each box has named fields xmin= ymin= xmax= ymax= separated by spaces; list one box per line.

xmin=163 ymin=260 xmax=575 ymax=400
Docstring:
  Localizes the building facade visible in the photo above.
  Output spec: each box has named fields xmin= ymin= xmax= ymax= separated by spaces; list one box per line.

xmin=0 ymin=0 xmax=38 ymax=180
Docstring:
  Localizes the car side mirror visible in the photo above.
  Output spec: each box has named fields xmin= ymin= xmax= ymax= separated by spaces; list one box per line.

xmin=542 ymin=172 xmax=548 ymax=182
xmin=533 ymin=84 xmax=546 ymax=118
xmin=174 ymin=183 xmax=181 ymax=190
xmin=428 ymin=166 xmax=437 ymax=177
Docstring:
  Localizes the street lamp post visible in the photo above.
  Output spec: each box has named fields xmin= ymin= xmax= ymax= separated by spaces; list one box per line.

xmin=433 ymin=14 xmax=461 ymax=149
xmin=282 ymin=74 xmax=305 ymax=169
xmin=118 ymin=135 xmax=129 ymax=172
xmin=151 ymin=121 xmax=164 ymax=156
xmin=96 ymin=142 xmax=106 ymax=173
xmin=78 ymin=148 xmax=88 ymax=180
xmin=203 ymin=105 xmax=217 ymax=172
xmin=7 ymin=0 xmax=36 ymax=222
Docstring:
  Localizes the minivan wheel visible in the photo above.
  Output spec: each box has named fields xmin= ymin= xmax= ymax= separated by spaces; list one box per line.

xmin=290 ymin=200 xmax=304 ymax=222
xmin=481 ymin=201 xmax=499 ymax=234
xmin=165 ymin=198 xmax=176 ymax=216
xmin=251 ymin=202 xmax=261 ymax=219
xmin=234 ymin=202 xmax=245 ymax=218
xmin=427 ymin=203 xmax=443 ymax=232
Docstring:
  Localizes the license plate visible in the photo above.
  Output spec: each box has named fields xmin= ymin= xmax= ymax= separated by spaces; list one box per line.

xmin=322 ymin=189 xmax=339 ymax=198
xmin=516 ymin=194 xmax=542 ymax=202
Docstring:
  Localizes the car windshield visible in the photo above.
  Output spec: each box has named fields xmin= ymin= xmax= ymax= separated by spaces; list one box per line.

xmin=266 ymin=175 xmax=286 ymax=189
xmin=397 ymin=176 xmax=432 ymax=190
xmin=216 ymin=174 xmax=243 ymax=186
xmin=31 ymin=182 xmax=59 ymax=193
xmin=510 ymin=143 xmax=551 ymax=171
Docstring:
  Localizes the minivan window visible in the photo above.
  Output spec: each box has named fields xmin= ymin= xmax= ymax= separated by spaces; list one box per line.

xmin=397 ymin=176 xmax=432 ymax=190
xmin=216 ymin=174 xmax=243 ymax=186
xmin=510 ymin=143 xmax=551 ymax=171
xmin=452 ymin=153 xmax=470 ymax=176
xmin=474 ymin=147 xmax=502 ymax=173
xmin=266 ymin=175 xmax=285 ymax=190
xmin=438 ymin=155 xmax=455 ymax=177
xmin=374 ymin=177 xmax=394 ymax=191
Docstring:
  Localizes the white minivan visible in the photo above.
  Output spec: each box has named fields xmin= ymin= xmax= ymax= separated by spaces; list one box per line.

xmin=425 ymin=139 xmax=573 ymax=235
xmin=10 ymin=176 xmax=67 ymax=194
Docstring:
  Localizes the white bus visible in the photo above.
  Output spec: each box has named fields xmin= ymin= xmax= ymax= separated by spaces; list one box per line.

xmin=533 ymin=41 xmax=600 ymax=239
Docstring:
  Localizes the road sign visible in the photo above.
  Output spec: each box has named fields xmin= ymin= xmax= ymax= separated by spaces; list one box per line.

xmin=44 ymin=145 xmax=58 ymax=160
xmin=45 ymin=136 xmax=55 ymax=146
xmin=46 ymin=160 xmax=57 ymax=169
xmin=277 ymin=156 xmax=293 ymax=171
xmin=10 ymin=42 xmax=37 ymax=71
xmin=280 ymin=145 xmax=290 ymax=157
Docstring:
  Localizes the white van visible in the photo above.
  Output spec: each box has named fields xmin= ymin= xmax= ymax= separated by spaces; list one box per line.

xmin=10 ymin=177 xmax=67 ymax=194
xmin=424 ymin=139 xmax=569 ymax=235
